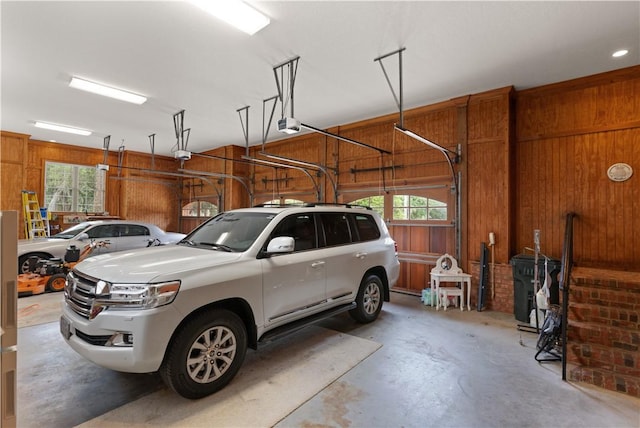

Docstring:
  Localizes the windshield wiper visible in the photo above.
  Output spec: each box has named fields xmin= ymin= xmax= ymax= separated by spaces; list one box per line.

xmin=179 ymin=239 xmax=196 ymax=246
xmin=198 ymin=242 xmax=234 ymax=252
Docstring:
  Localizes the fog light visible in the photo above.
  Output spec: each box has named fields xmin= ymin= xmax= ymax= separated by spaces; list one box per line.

xmin=106 ymin=332 xmax=134 ymax=347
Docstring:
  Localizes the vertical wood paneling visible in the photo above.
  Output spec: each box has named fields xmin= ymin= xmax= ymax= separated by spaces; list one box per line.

xmin=0 ymin=132 xmax=29 ymax=236
xmin=517 ymin=65 xmax=640 ymax=270
xmin=466 ymin=88 xmax=512 ymax=266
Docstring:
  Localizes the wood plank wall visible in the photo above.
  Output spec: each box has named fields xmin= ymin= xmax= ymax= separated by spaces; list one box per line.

xmin=516 ymin=66 xmax=640 ymax=270
xmin=2 ymin=65 xmax=638 ymax=309
xmin=466 ymin=87 xmax=514 ymax=266
xmin=0 ymin=132 xmax=29 ymax=234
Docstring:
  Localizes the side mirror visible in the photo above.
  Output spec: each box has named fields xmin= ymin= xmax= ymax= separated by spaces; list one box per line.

xmin=76 ymin=232 xmax=90 ymax=241
xmin=266 ymin=236 xmax=295 ymax=254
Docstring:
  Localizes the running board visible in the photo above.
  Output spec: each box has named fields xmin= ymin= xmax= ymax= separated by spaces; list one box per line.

xmin=258 ymin=302 xmax=356 ymax=345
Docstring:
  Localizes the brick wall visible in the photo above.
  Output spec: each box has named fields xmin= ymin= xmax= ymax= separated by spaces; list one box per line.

xmin=470 ymin=261 xmax=514 ymax=314
xmin=567 ymin=268 xmax=640 ymax=398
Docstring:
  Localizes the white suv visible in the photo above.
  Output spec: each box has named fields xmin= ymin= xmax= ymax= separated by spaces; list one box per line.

xmin=60 ymin=204 xmax=399 ymax=399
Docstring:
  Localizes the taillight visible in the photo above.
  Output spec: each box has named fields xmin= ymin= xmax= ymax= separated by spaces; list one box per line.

xmin=394 ymin=242 xmax=398 ymax=253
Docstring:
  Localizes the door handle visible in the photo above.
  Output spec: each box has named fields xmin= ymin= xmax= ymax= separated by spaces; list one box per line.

xmin=311 ymin=261 xmax=325 ymax=268
xmin=355 ymin=252 xmax=367 ymax=259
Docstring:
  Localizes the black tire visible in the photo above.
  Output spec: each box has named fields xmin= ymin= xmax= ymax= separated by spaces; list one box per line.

xmin=160 ymin=309 xmax=247 ymax=399
xmin=19 ymin=253 xmax=50 ymax=274
xmin=349 ymin=274 xmax=384 ymax=323
xmin=46 ymin=273 xmax=67 ymax=292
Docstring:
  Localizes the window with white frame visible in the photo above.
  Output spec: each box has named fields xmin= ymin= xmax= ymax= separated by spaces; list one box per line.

xmin=181 ymin=201 xmax=218 ymax=217
xmin=44 ymin=162 xmax=106 ymax=213
xmin=392 ymin=195 xmax=447 ymax=221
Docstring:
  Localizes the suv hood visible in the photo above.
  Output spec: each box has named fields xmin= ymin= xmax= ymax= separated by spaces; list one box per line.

xmin=75 ymin=245 xmax=243 ymax=283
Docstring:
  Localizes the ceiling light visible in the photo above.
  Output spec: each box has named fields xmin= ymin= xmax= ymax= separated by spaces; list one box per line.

xmin=189 ymin=0 xmax=270 ymax=35
xmin=69 ymin=77 xmax=147 ymax=104
xmin=34 ymin=121 xmax=92 ymax=136
xmin=612 ymin=49 xmax=629 ymax=58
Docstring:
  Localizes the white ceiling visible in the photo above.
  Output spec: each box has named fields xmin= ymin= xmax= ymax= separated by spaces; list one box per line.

xmin=2 ymin=1 xmax=638 ymax=157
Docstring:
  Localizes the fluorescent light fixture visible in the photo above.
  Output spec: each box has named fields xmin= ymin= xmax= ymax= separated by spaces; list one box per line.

xmin=34 ymin=121 xmax=92 ymax=136
xmin=69 ymin=77 xmax=147 ymax=104
xmin=189 ymin=0 xmax=270 ymax=35
xmin=612 ymin=49 xmax=629 ymax=58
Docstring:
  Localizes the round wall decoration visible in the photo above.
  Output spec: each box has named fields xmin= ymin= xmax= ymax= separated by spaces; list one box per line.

xmin=607 ymin=163 xmax=633 ymax=182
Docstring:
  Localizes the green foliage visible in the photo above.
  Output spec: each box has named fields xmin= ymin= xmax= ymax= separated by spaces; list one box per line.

xmin=44 ymin=162 xmax=105 ymax=212
xmin=349 ymin=196 xmax=384 ymax=217
xmin=392 ymin=195 xmax=447 ymax=221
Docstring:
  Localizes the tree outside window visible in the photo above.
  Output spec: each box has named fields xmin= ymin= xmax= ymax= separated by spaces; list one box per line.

xmin=347 ymin=196 xmax=384 ymax=217
xmin=44 ymin=162 xmax=105 ymax=212
xmin=392 ymin=195 xmax=447 ymax=221
xmin=182 ymin=201 xmax=218 ymax=217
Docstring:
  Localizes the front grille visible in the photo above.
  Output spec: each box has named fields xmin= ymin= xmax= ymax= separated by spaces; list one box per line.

xmin=65 ymin=270 xmax=99 ymax=319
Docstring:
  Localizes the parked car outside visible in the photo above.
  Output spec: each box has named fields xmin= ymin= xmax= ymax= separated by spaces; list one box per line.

xmin=18 ymin=220 xmax=185 ymax=273
xmin=60 ymin=204 xmax=399 ymax=399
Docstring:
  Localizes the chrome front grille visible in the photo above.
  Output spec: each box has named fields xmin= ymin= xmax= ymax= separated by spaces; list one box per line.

xmin=65 ymin=270 xmax=98 ymax=319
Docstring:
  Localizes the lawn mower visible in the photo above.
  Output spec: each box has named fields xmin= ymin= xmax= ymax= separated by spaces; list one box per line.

xmin=17 ymin=240 xmax=109 ymax=296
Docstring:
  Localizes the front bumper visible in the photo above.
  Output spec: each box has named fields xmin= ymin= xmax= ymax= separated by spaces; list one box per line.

xmin=60 ymin=302 xmax=183 ymax=373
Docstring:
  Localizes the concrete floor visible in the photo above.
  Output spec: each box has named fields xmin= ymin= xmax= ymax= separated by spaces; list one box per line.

xmin=16 ymin=291 xmax=640 ymax=427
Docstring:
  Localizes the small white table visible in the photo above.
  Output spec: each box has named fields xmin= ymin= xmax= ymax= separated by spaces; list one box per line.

xmin=430 ymin=271 xmax=472 ymax=311
xmin=429 ymin=254 xmax=472 ymax=311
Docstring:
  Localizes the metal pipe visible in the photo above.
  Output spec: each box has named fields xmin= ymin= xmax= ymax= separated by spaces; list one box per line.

xmin=301 ymin=123 xmax=391 ymax=155
xmin=179 ymin=168 xmax=253 ymax=205
xmin=241 ymin=155 xmax=322 ymax=201
xmin=373 ymin=47 xmax=406 ymax=62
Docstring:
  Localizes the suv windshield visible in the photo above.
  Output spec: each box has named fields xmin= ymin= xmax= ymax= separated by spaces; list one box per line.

xmin=181 ymin=211 xmax=276 ymax=252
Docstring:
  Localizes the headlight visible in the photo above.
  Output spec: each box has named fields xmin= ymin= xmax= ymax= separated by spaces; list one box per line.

xmin=92 ymin=280 xmax=180 ymax=315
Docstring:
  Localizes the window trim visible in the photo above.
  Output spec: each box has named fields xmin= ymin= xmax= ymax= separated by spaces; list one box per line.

xmin=44 ymin=161 xmax=106 ymax=213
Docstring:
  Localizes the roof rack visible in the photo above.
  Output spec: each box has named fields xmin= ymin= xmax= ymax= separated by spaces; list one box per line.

xmin=303 ymin=202 xmax=371 ymax=210
xmin=252 ymin=202 xmax=371 ymax=210
xmin=253 ymin=203 xmax=306 ymax=208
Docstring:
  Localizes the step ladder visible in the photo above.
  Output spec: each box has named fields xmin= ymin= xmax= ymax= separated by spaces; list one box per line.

xmin=21 ymin=190 xmax=49 ymax=239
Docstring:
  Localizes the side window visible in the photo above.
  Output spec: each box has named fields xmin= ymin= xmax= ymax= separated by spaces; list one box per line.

xmin=292 ymin=215 xmax=316 ymax=251
xmin=353 ymin=214 xmax=381 ymax=242
xmin=86 ymin=225 xmax=118 ymax=239
xmin=120 ymin=225 xmax=150 ymax=237
xmin=271 ymin=214 xmax=317 ymax=252
xmin=320 ymin=213 xmax=352 ymax=247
